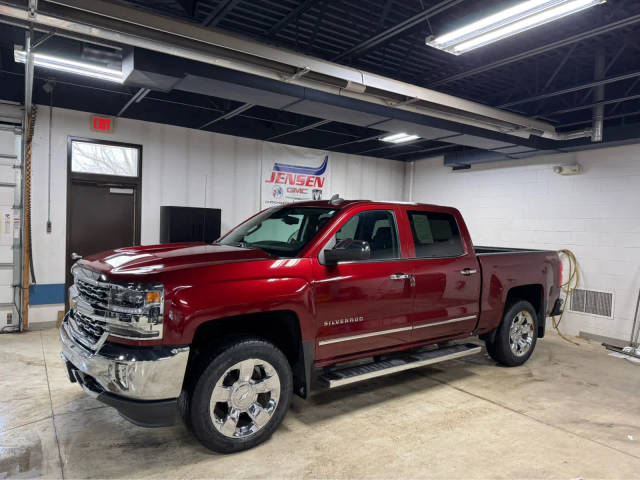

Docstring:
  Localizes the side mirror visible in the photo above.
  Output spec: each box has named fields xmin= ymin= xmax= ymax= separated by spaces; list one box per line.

xmin=324 ymin=239 xmax=371 ymax=265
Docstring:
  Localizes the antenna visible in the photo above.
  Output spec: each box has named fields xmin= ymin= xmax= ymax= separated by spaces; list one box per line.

xmin=329 ymin=194 xmax=344 ymax=205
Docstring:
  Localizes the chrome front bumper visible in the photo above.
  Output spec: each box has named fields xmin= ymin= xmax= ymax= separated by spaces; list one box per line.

xmin=60 ymin=315 xmax=189 ymax=401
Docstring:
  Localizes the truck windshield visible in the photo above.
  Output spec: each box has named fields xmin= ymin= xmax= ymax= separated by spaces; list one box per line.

xmin=218 ymin=206 xmax=338 ymax=257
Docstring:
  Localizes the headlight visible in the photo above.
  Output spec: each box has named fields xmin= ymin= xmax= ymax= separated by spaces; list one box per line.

xmin=105 ymin=283 xmax=164 ymax=340
xmin=70 ymin=265 xmax=164 ymax=341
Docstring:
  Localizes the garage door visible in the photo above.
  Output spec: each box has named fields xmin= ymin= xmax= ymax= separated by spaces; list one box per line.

xmin=0 ymin=128 xmax=19 ymax=332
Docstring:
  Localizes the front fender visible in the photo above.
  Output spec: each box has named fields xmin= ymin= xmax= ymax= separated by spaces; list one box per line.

xmin=164 ymin=277 xmax=315 ymax=344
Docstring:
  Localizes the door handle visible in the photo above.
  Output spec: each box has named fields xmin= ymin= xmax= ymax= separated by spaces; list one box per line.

xmin=460 ymin=268 xmax=477 ymax=276
xmin=71 ymin=252 xmax=83 ymax=260
xmin=390 ymin=273 xmax=416 ymax=287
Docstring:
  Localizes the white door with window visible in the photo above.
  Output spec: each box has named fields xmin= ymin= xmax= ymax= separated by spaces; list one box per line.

xmin=65 ymin=138 xmax=142 ymax=301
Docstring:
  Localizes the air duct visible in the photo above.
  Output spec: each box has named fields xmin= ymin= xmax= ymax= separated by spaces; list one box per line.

xmin=592 ymin=48 xmax=605 ymax=142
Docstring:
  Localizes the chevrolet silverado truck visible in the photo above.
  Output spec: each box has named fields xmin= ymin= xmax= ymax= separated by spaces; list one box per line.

xmin=61 ymin=198 xmax=563 ymax=453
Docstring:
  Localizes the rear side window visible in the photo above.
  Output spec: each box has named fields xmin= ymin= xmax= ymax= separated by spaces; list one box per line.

xmin=408 ymin=211 xmax=464 ymax=258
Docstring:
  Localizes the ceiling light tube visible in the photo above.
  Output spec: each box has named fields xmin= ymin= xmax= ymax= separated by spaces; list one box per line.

xmin=14 ymin=46 xmax=124 ymax=83
xmin=427 ymin=0 xmax=606 ymax=55
xmin=381 ymin=133 xmax=421 ymax=143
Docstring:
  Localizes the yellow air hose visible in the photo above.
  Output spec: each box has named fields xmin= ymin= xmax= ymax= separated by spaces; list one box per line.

xmin=553 ymin=249 xmax=580 ymax=345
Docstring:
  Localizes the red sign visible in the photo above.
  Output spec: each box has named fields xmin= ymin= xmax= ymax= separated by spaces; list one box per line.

xmin=90 ymin=115 xmax=114 ymax=133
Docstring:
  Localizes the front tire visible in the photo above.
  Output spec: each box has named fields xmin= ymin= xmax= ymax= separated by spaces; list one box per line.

xmin=189 ymin=338 xmax=293 ymax=453
xmin=486 ymin=300 xmax=538 ymax=367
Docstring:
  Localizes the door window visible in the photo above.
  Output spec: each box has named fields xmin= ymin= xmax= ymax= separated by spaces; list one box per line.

xmin=408 ymin=211 xmax=464 ymax=258
xmin=71 ymin=140 xmax=139 ymax=177
xmin=322 ymin=209 xmax=399 ymax=262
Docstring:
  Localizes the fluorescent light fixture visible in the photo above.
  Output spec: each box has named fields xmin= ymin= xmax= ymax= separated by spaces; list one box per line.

xmin=427 ymin=0 xmax=606 ymax=55
xmin=380 ymin=133 xmax=420 ymax=143
xmin=14 ymin=46 xmax=124 ymax=83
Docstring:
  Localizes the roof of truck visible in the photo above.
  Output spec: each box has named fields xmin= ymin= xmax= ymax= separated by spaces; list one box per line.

xmin=287 ymin=199 xmax=454 ymax=210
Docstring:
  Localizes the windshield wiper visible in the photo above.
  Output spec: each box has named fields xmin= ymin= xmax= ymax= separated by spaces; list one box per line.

xmin=227 ymin=241 xmax=250 ymax=249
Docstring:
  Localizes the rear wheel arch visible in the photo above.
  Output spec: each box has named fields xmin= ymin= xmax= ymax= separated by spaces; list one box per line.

xmin=481 ymin=284 xmax=545 ymax=344
xmin=504 ymin=284 xmax=545 ymax=338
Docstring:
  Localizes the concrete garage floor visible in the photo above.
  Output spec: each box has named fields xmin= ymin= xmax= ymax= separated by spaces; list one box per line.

xmin=1 ymin=328 xmax=639 ymax=479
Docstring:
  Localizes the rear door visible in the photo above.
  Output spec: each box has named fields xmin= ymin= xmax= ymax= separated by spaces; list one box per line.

xmin=312 ymin=206 xmax=414 ymax=361
xmin=403 ymin=208 xmax=481 ymax=341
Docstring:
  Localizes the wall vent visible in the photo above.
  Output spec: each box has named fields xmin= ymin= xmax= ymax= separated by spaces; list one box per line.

xmin=569 ymin=289 xmax=614 ymax=318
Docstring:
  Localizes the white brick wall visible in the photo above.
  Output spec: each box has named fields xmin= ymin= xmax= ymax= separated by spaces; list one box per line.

xmin=409 ymin=145 xmax=640 ymax=342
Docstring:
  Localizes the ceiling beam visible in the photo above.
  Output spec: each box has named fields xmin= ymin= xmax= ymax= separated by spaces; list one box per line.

xmin=332 ymin=0 xmax=462 ymax=61
xmin=201 ymin=0 xmax=241 ymax=27
xmin=117 ymin=87 xmax=150 ymax=117
xmin=540 ymin=44 xmax=578 ymax=93
xmin=378 ymin=0 xmax=393 ymax=29
xmin=31 ymin=30 xmax=56 ymax=50
xmin=266 ymin=119 xmax=331 ymax=141
xmin=541 ymin=93 xmax=640 ymax=117
xmin=429 ymin=13 xmax=640 ymax=87
xmin=199 ymin=102 xmax=254 ymax=129
xmin=306 ymin=0 xmax=328 ymax=52
xmin=323 ymin=133 xmax=383 ymax=150
xmin=175 ymin=0 xmax=195 ymax=18
xmin=265 ymin=0 xmax=316 ymax=37
xmin=499 ymin=69 xmax=640 ymax=108
xmin=558 ymin=107 xmax=640 ymax=128
xmin=609 ymin=77 xmax=640 ymax=114
xmin=387 ymin=143 xmax=458 ymax=158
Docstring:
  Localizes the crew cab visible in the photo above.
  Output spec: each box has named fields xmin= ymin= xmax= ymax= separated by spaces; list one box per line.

xmin=60 ymin=198 xmax=563 ymax=453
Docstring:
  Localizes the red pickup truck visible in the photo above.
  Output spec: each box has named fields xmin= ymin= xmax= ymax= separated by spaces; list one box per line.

xmin=61 ymin=198 xmax=563 ymax=453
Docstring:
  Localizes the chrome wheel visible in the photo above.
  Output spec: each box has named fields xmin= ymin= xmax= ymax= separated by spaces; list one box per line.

xmin=209 ymin=358 xmax=281 ymax=439
xmin=509 ymin=311 xmax=534 ymax=357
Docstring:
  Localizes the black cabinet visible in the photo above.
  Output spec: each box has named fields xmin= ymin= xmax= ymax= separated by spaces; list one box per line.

xmin=160 ymin=206 xmax=221 ymax=244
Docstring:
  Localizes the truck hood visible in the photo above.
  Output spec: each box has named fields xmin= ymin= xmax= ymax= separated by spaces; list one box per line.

xmin=80 ymin=242 xmax=272 ymax=276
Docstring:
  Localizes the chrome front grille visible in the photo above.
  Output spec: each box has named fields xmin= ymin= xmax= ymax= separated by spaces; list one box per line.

xmin=68 ymin=267 xmax=112 ymax=352
xmin=76 ymin=278 xmax=110 ymax=306
xmin=73 ymin=310 xmax=106 ymax=344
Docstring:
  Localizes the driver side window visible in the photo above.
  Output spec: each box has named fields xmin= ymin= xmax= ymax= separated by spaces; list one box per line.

xmin=322 ymin=209 xmax=399 ymax=262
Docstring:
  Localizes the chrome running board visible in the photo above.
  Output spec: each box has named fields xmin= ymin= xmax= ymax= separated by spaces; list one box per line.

xmin=319 ymin=343 xmax=482 ymax=388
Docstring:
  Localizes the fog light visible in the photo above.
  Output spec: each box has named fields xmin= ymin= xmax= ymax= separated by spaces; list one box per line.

xmin=113 ymin=362 xmax=130 ymax=390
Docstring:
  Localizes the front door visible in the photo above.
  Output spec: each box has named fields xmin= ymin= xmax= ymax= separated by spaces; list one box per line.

xmin=313 ymin=207 xmax=414 ymax=361
xmin=404 ymin=208 xmax=481 ymax=341
xmin=65 ymin=138 xmax=141 ymax=298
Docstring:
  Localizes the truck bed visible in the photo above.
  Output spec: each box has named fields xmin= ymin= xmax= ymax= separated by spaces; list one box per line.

xmin=473 ymin=246 xmax=562 ymax=336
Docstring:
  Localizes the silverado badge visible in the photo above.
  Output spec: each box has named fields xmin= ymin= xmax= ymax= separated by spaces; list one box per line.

xmin=324 ymin=316 xmax=364 ymax=327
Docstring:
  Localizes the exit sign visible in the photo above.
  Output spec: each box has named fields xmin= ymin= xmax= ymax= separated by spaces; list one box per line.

xmin=90 ymin=115 xmax=115 ymax=133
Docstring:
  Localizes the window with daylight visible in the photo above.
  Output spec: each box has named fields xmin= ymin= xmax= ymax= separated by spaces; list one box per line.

xmin=71 ymin=141 xmax=139 ymax=177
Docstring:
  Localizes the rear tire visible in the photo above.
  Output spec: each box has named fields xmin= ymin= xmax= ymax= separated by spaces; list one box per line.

xmin=189 ymin=338 xmax=293 ymax=453
xmin=486 ymin=300 xmax=538 ymax=367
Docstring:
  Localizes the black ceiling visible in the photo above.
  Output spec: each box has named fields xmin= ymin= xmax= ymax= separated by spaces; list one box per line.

xmin=2 ymin=0 xmax=640 ymax=161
